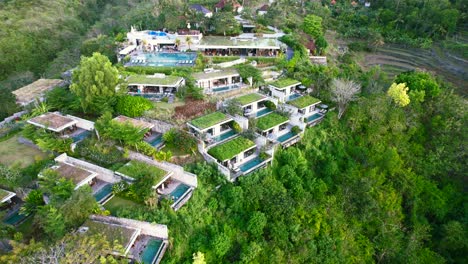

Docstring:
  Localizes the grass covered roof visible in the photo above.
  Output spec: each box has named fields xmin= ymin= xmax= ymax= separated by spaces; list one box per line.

xmin=256 ymin=112 xmax=289 ymax=131
xmin=235 ymin=93 xmax=266 ymax=105
xmin=269 ymin=78 xmax=300 ymax=89
xmin=287 ymin=95 xmax=321 ymax=109
xmin=208 ymin=136 xmax=255 ymax=161
xmin=117 ymin=160 xmax=168 ymax=184
xmin=190 ymin=112 xmax=230 ymax=130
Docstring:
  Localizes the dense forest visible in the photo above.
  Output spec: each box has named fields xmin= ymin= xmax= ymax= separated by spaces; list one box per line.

xmin=0 ymin=0 xmax=466 ymax=263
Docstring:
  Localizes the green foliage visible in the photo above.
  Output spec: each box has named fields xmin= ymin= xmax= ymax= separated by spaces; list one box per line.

xmin=387 ymin=83 xmax=410 ymax=107
xmin=22 ymin=124 xmax=73 ymax=154
xmin=263 ymin=100 xmax=276 ymax=110
xmin=80 ymin=35 xmax=117 ymax=63
xmin=45 ymin=88 xmax=80 ymax=113
xmin=74 ymin=138 xmax=128 ymax=169
xmin=21 ymin=190 xmax=45 ymax=215
xmin=0 ymin=92 xmax=18 ymax=121
xmin=395 ymin=71 xmax=441 ymax=98
xmin=224 ymin=99 xmax=243 ymax=116
xmin=39 ymin=169 xmax=75 ymax=203
xmin=36 ymin=205 xmax=66 ymax=240
xmin=291 ymin=126 xmax=301 ymax=135
xmin=95 ymin=112 xmax=147 ymax=146
xmin=163 ymin=128 xmax=197 ymax=153
xmin=303 ymin=15 xmax=323 ymax=39
xmin=70 ymin=53 xmax=122 ymax=114
xmin=211 ymin=12 xmax=241 ymax=36
xmin=115 ymin=95 xmax=153 ymax=117
xmin=247 ymin=212 xmax=267 ymax=237
xmin=235 ymin=64 xmax=264 ymax=86
xmin=232 ymin=122 xmax=242 ymax=133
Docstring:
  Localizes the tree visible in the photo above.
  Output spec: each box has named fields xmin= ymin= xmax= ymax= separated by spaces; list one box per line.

xmin=314 ymin=35 xmax=328 ymax=55
xmin=247 ymin=211 xmax=267 ymax=237
xmin=395 ymin=71 xmax=441 ymax=99
xmin=302 ymin=15 xmax=323 ymax=39
xmin=387 ymin=83 xmax=410 ymax=107
xmin=70 ymin=53 xmax=121 ymax=114
xmin=236 ymin=64 xmax=263 ymax=86
xmin=36 ymin=205 xmax=66 ymax=240
xmin=39 ymin=169 xmax=75 ymax=203
xmin=186 ymin=36 xmax=193 ymax=51
xmin=192 ymin=251 xmax=206 ymax=264
xmin=0 ymin=91 xmax=18 ymax=121
xmin=80 ymin=35 xmax=117 ymax=63
xmin=21 ymin=190 xmax=45 ymax=215
xmin=330 ymin=78 xmax=361 ymax=119
xmin=224 ymin=99 xmax=243 ymax=116
xmin=115 ymin=95 xmax=153 ymax=117
xmin=211 ymin=12 xmax=240 ymax=36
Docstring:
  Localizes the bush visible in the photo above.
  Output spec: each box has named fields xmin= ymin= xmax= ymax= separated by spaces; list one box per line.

xmin=232 ymin=122 xmax=242 ymax=133
xmin=291 ymin=126 xmax=301 ymax=135
xmin=74 ymin=139 xmax=128 ymax=168
xmin=115 ymin=95 xmax=153 ymax=117
xmin=161 ymin=97 xmax=169 ymax=103
xmin=264 ymin=100 xmax=276 ymax=110
xmin=163 ymin=128 xmax=197 ymax=153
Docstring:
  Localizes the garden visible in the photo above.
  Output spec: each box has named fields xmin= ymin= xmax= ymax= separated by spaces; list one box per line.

xmin=256 ymin=112 xmax=289 ymax=131
xmin=208 ymin=136 xmax=255 ymax=162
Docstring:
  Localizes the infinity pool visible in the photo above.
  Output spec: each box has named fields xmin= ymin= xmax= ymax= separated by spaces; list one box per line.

xmin=307 ymin=113 xmax=323 ymax=123
xmin=3 ymin=211 xmax=29 ymax=226
xmin=94 ymin=184 xmax=113 ymax=204
xmin=129 ymin=52 xmax=197 ymax=67
xmin=286 ymin=93 xmax=302 ymax=101
xmin=213 ymin=130 xmax=237 ymax=142
xmin=239 ymin=156 xmax=264 ymax=172
xmin=255 ymin=108 xmax=272 ymax=117
xmin=212 ymin=84 xmax=240 ymax=93
xmin=148 ymin=135 xmax=164 ymax=147
xmin=170 ymin=184 xmax=190 ymax=201
xmin=141 ymin=239 xmax=164 ymax=264
xmin=277 ymin=131 xmax=297 ymax=143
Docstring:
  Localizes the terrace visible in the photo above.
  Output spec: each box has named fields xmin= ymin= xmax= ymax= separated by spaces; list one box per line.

xmin=197 ymin=36 xmax=284 ymax=57
xmin=27 ymin=112 xmax=94 ymax=142
xmin=127 ymin=74 xmax=185 ymax=95
xmin=233 ymin=93 xmax=272 ymax=117
xmin=12 ymin=79 xmax=65 ymax=106
xmin=268 ymin=78 xmax=303 ymax=103
xmin=187 ymin=112 xmax=237 ymax=144
xmin=192 ymin=69 xmax=243 ymax=94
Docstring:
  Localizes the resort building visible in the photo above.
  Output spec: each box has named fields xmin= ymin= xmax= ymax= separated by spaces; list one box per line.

xmin=268 ymin=78 xmax=304 ymax=103
xmin=127 ymin=74 xmax=185 ymax=95
xmin=80 ymin=215 xmax=168 ymax=264
xmin=214 ymin=0 xmax=243 ymax=13
xmin=257 ymin=4 xmax=269 ymax=16
xmin=0 ymin=189 xmax=16 ymax=205
xmin=187 ymin=112 xmax=238 ymax=145
xmin=197 ymin=36 xmax=284 ymax=57
xmin=116 ymin=157 xmax=198 ymax=211
xmin=13 ymin=79 xmax=65 ymax=106
xmin=205 ymin=136 xmax=273 ymax=181
xmin=192 ymin=69 xmax=243 ymax=94
xmin=256 ymin=112 xmax=301 ymax=147
xmin=190 ymin=4 xmax=213 ymax=17
xmin=28 ymin=112 xmax=94 ymax=142
xmin=284 ymin=95 xmax=326 ymax=126
xmin=233 ymin=93 xmax=275 ymax=118
xmin=125 ymin=27 xmax=203 ymax=52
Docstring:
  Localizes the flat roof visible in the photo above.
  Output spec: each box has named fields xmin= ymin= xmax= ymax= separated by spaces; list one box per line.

xmin=198 ymin=36 xmax=282 ymax=49
xmin=116 ymin=160 xmax=170 ymax=186
xmin=287 ymin=95 xmax=321 ymax=109
xmin=269 ymin=78 xmax=301 ymax=89
xmin=256 ymin=112 xmax=289 ymax=131
xmin=192 ymin=69 xmax=239 ymax=81
xmin=54 ymin=162 xmax=97 ymax=186
xmin=235 ymin=93 xmax=266 ymax=106
xmin=127 ymin=74 xmax=184 ymax=87
xmin=0 ymin=189 xmax=16 ymax=203
xmin=119 ymin=45 xmax=137 ymax=55
xmin=189 ymin=112 xmax=231 ymax=130
xmin=82 ymin=219 xmax=139 ymax=253
xmin=13 ymin=79 xmax=64 ymax=105
xmin=208 ymin=136 xmax=255 ymax=162
xmin=113 ymin=116 xmax=154 ymax=130
xmin=28 ymin=112 xmax=77 ymax=132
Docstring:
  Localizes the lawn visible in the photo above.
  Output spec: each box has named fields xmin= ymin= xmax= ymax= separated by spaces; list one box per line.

xmin=256 ymin=113 xmax=289 ymax=131
xmin=0 ymin=135 xmax=48 ymax=167
xmin=189 ymin=112 xmax=230 ymax=130
xmin=235 ymin=93 xmax=265 ymax=106
xmin=208 ymin=136 xmax=255 ymax=161
xmin=288 ymin=95 xmax=321 ymax=109
xmin=161 ymin=144 xmax=192 ymax=156
xmin=116 ymin=160 xmax=168 ymax=183
xmin=104 ymin=196 xmax=144 ymax=216
xmin=269 ymin=78 xmax=301 ymax=89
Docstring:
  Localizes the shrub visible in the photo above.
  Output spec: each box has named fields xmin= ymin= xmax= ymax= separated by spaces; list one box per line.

xmin=163 ymin=128 xmax=197 ymax=153
xmin=161 ymin=97 xmax=169 ymax=103
xmin=232 ymin=122 xmax=242 ymax=133
xmin=291 ymin=126 xmax=301 ymax=135
xmin=264 ymin=100 xmax=276 ymax=110
xmin=74 ymin=139 xmax=128 ymax=168
xmin=115 ymin=95 xmax=153 ymax=117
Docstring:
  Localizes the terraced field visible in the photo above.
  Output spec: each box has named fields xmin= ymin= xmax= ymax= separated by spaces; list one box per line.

xmin=362 ymin=44 xmax=467 ymax=95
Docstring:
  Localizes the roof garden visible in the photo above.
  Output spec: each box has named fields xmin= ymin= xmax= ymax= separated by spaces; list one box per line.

xmin=13 ymin=79 xmax=64 ymax=105
xmin=83 ymin=219 xmax=138 ymax=251
xmin=113 ymin=116 xmax=154 ymax=130
xmin=256 ymin=112 xmax=289 ymax=131
xmin=0 ymin=189 xmax=15 ymax=203
xmin=54 ymin=163 xmax=96 ymax=185
xmin=117 ymin=160 xmax=168 ymax=184
xmin=28 ymin=112 xmax=77 ymax=132
xmin=287 ymin=95 xmax=321 ymax=109
xmin=192 ymin=69 xmax=239 ymax=80
xmin=189 ymin=112 xmax=231 ymax=130
xmin=269 ymin=78 xmax=301 ymax=89
xmin=127 ymin=74 xmax=183 ymax=86
xmin=208 ymin=136 xmax=255 ymax=161
xmin=235 ymin=93 xmax=266 ymax=106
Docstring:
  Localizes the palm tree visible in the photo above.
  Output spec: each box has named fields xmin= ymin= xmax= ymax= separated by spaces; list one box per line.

xmin=185 ymin=36 xmax=193 ymax=51
xmin=175 ymin=38 xmax=181 ymax=50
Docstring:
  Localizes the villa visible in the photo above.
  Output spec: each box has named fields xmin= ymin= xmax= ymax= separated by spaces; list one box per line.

xmin=268 ymin=78 xmax=304 ymax=103
xmin=257 ymin=4 xmax=269 ymax=16
xmin=79 ymin=215 xmax=168 ymax=264
xmin=234 ymin=93 xmax=274 ymax=118
xmin=192 ymin=69 xmax=243 ymax=94
xmin=13 ymin=79 xmax=65 ymax=106
xmin=28 ymin=112 xmax=94 ymax=142
xmin=0 ymin=189 xmax=16 ymax=205
xmin=116 ymin=158 xmax=197 ymax=210
xmin=197 ymin=36 xmax=284 ymax=57
xmin=127 ymin=74 xmax=185 ymax=96
xmin=190 ymin=4 xmax=213 ymax=18
xmin=206 ymin=135 xmax=272 ymax=181
xmin=255 ymin=111 xmax=301 ymax=147
xmin=187 ymin=112 xmax=238 ymax=144
xmin=215 ymin=0 xmax=243 ymax=13
xmin=125 ymin=27 xmax=202 ymax=52
xmin=112 ymin=116 xmax=161 ymax=146
xmin=285 ymin=95 xmax=325 ymax=126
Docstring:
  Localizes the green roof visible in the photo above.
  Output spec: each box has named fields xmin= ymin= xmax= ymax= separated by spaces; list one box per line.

xmin=287 ymin=95 xmax=321 ymax=109
xmin=269 ymin=78 xmax=301 ymax=89
xmin=235 ymin=93 xmax=266 ymax=106
xmin=127 ymin=74 xmax=183 ymax=86
xmin=117 ymin=160 xmax=168 ymax=184
xmin=192 ymin=69 xmax=238 ymax=80
xmin=190 ymin=112 xmax=231 ymax=130
xmin=83 ymin=219 xmax=137 ymax=250
xmin=0 ymin=189 xmax=11 ymax=202
xmin=208 ymin=136 xmax=255 ymax=161
xmin=257 ymin=112 xmax=289 ymax=131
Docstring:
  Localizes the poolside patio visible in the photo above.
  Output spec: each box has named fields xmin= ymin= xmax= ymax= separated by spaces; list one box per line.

xmin=268 ymin=78 xmax=303 ymax=103
xmin=192 ymin=69 xmax=243 ymax=94
xmin=187 ymin=112 xmax=238 ymax=145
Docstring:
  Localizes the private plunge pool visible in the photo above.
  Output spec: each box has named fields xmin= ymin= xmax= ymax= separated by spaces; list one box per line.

xmin=277 ymin=131 xmax=297 ymax=143
xmin=255 ymin=108 xmax=273 ymax=117
xmin=3 ymin=210 xmax=30 ymax=226
xmin=239 ymin=156 xmax=264 ymax=173
xmin=170 ymin=184 xmax=191 ymax=202
xmin=306 ymin=113 xmax=324 ymax=123
xmin=147 ymin=134 xmax=164 ymax=148
xmin=213 ymin=130 xmax=237 ymax=142
xmin=140 ymin=239 xmax=165 ymax=264
xmin=93 ymin=184 xmax=114 ymax=204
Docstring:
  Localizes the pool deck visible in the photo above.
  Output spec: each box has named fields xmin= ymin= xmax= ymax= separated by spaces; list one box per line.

xmin=156 ymin=180 xmax=194 ymax=211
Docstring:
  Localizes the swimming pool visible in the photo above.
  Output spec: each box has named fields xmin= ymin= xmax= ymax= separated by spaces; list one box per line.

xmin=239 ymin=156 xmax=264 ymax=173
xmin=72 ymin=130 xmax=91 ymax=142
xmin=277 ymin=131 xmax=297 ymax=143
xmin=212 ymin=84 xmax=240 ymax=93
xmin=287 ymin=93 xmax=302 ymax=101
xmin=148 ymin=31 xmax=167 ymax=37
xmin=134 ymin=93 xmax=164 ymax=100
xmin=129 ymin=52 xmax=197 ymax=67
xmin=147 ymin=135 xmax=164 ymax=147
xmin=213 ymin=130 xmax=237 ymax=142
xmin=94 ymin=184 xmax=113 ymax=204
xmin=3 ymin=211 xmax=29 ymax=226
xmin=255 ymin=108 xmax=272 ymax=117
xmin=171 ymin=184 xmax=190 ymax=201
xmin=140 ymin=239 xmax=164 ymax=264
xmin=307 ymin=113 xmax=323 ymax=123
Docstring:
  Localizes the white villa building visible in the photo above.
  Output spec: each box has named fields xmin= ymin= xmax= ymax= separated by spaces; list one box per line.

xmin=233 ymin=92 xmax=276 ymax=118
xmin=268 ymin=78 xmax=303 ymax=103
xmin=127 ymin=74 xmax=185 ymax=95
xmin=187 ymin=112 xmax=237 ymax=144
xmin=192 ymin=69 xmax=243 ymax=94
xmin=284 ymin=95 xmax=325 ymax=126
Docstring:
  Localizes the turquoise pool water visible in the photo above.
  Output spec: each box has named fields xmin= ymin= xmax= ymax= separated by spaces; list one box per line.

xmin=72 ymin=130 xmax=91 ymax=142
xmin=287 ymin=93 xmax=302 ymax=101
xmin=277 ymin=131 xmax=296 ymax=143
xmin=255 ymin=108 xmax=272 ymax=117
xmin=135 ymin=94 xmax=164 ymax=100
xmin=3 ymin=211 xmax=29 ymax=226
xmin=240 ymin=157 xmax=264 ymax=172
xmin=94 ymin=184 xmax=113 ymax=203
xmin=171 ymin=184 xmax=190 ymax=201
xmin=307 ymin=113 xmax=323 ymax=123
xmin=212 ymin=84 xmax=240 ymax=93
xmin=213 ymin=130 xmax=236 ymax=142
xmin=141 ymin=239 xmax=164 ymax=264
xmin=130 ymin=52 xmax=197 ymax=67
xmin=148 ymin=135 xmax=164 ymax=147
